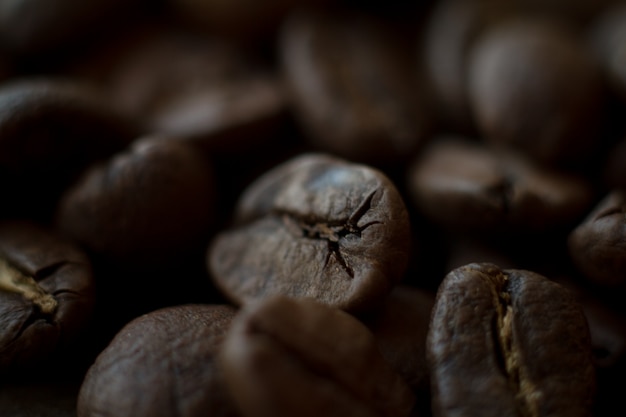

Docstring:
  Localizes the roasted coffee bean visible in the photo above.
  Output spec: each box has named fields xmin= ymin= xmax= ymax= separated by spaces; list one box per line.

xmin=0 ymin=79 xmax=136 ymax=221
xmin=0 ymin=221 xmax=94 ymax=373
xmin=362 ymin=285 xmax=435 ymax=414
xmin=55 ymin=137 xmax=215 ymax=266
xmin=219 ymin=295 xmax=415 ymax=417
xmin=208 ymin=153 xmax=411 ymax=313
xmin=428 ymin=263 xmax=595 ymax=417
xmin=407 ymin=137 xmax=594 ymax=234
xmin=568 ymin=190 xmax=626 ymax=288
xmin=422 ymin=0 xmax=510 ymax=132
xmin=589 ymin=2 xmax=626 ymax=103
xmin=468 ymin=19 xmax=604 ymax=166
xmin=279 ymin=7 xmax=431 ymax=165
xmin=70 ymin=25 xmax=287 ymax=153
xmin=77 ymin=304 xmax=238 ymax=417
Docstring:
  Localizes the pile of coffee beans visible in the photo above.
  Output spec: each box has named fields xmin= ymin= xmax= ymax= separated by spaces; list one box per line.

xmin=0 ymin=0 xmax=624 ymax=416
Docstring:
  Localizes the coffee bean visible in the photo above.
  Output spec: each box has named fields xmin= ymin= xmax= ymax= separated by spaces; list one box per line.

xmin=422 ymin=0 xmax=511 ymax=132
xmin=428 ymin=263 xmax=595 ymax=417
xmin=77 ymin=304 xmax=238 ymax=417
xmin=0 ymin=220 xmax=94 ymax=373
xmin=0 ymin=79 xmax=136 ymax=221
xmin=568 ymin=190 xmax=626 ymax=288
xmin=468 ymin=19 xmax=604 ymax=166
xmin=219 ymin=295 xmax=415 ymax=417
xmin=208 ymin=153 xmax=411 ymax=313
xmin=70 ymin=25 xmax=287 ymax=152
xmin=279 ymin=7 xmax=431 ymax=164
xmin=407 ymin=137 xmax=594 ymax=234
xmin=55 ymin=137 xmax=215 ymax=266
xmin=589 ymin=2 xmax=626 ymax=103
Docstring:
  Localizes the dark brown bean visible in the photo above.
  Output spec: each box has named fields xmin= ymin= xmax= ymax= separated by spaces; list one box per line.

xmin=219 ymin=295 xmax=415 ymax=417
xmin=468 ymin=19 xmax=604 ymax=166
xmin=568 ymin=190 xmax=626 ymax=288
xmin=208 ymin=153 xmax=411 ymax=313
xmin=428 ymin=263 xmax=596 ymax=417
xmin=70 ymin=25 xmax=287 ymax=153
xmin=55 ymin=137 xmax=215 ymax=266
xmin=407 ymin=137 xmax=594 ymax=234
xmin=77 ymin=304 xmax=238 ymax=417
xmin=0 ymin=79 xmax=136 ymax=221
xmin=0 ymin=221 xmax=94 ymax=373
xmin=279 ymin=8 xmax=431 ymax=165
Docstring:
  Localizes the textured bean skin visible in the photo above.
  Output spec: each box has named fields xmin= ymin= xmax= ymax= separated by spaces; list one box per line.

xmin=568 ymin=191 xmax=626 ymax=288
xmin=208 ymin=153 xmax=411 ymax=313
xmin=0 ymin=221 xmax=94 ymax=373
xmin=77 ymin=305 xmax=238 ymax=417
xmin=428 ymin=263 xmax=595 ymax=417
xmin=219 ymin=296 xmax=415 ymax=417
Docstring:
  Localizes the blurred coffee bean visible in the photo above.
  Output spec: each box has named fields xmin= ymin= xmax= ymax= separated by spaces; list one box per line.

xmin=588 ymin=2 xmax=626 ymax=103
xmin=0 ymin=78 xmax=137 ymax=221
xmin=70 ymin=24 xmax=288 ymax=153
xmin=407 ymin=138 xmax=594 ymax=235
xmin=0 ymin=221 xmax=94 ymax=374
xmin=55 ymin=137 xmax=215 ymax=267
xmin=361 ymin=285 xmax=435 ymax=414
xmin=568 ymin=190 xmax=626 ymax=288
xmin=77 ymin=304 xmax=238 ymax=417
xmin=0 ymin=0 xmax=140 ymax=56
xmin=468 ymin=19 xmax=605 ymax=166
xmin=428 ymin=263 xmax=596 ymax=417
xmin=219 ymin=295 xmax=415 ymax=417
xmin=208 ymin=153 xmax=411 ymax=313
xmin=422 ymin=0 xmax=510 ymax=132
xmin=279 ymin=7 xmax=431 ymax=165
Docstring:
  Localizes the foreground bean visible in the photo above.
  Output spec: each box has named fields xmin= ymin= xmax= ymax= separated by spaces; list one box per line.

xmin=428 ymin=263 xmax=595 ymax=417
xmin=219 ymin=295 xmax=415 ymax=417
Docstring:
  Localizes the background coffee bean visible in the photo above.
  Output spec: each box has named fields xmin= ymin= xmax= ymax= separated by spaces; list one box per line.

xmin=421 ymin=0 xmax=511 ymax=133
xmin=407 ymin=137 xmax=594 ymax=235
xmin=279 ymin=6 xmax=431 ymax=165
xmin=77 ymin=304 xmax=238 ymax=417
xmin=0 ymin=221 xmax=94 ymax=374
xmin=220 ymin=295 xmax=416 ymax=417
xmin=589 ymin=2 xmax=626 ymax=104
xmin=468 ymin=19 xmax=605 ymax=166
xmin=55 ymin=137 xmax=215 ymax=267
xmin=0 ymin=78 xmax=136 ymax=221
xmin=0 ymin=0 xmax=624 ymax=415
xmin=208 ymin=153 xmax=411 ymax=313
xmin=428 ymin=263 xmax=596 ymax=417
xmin=568 ymin=190 xmax=626 ymax=288
xmin=67 ymin=23 xmax=288 ymax=154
